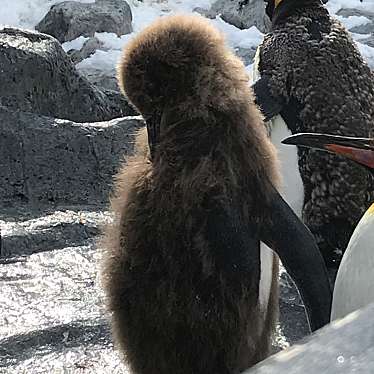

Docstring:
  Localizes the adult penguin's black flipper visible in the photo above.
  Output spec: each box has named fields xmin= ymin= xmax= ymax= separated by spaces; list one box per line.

xmin=252 ymin=75 xmax=285 ymax=121
xmin=260 ymin=185 xmax=332 ymax=331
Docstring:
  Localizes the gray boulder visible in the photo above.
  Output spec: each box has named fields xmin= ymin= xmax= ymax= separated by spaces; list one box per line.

xmin=35 ymin=0 xmax=132 ymax=43
xmin=0 ymin=106 xmax=144 ymax=207
xmin=197 ymin=0 xmax=270 ymax=33
xmin=0 ymin=28 xmax=131 ymax=122
xmin=79 ymin=66 xmax=121 ymax=93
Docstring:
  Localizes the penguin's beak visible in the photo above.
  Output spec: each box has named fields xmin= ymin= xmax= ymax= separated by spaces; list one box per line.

xmin=145 ymin=112 xmax=161 ymax=160
xmin=282 ymin=133 xmax=374 ymax=169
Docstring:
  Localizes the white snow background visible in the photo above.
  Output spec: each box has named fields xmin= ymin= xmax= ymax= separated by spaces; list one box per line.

xmin=1 ymin=0 xmax=374 ymax=79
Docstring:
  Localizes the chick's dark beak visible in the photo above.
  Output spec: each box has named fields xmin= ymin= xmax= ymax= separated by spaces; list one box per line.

xmin=282 ymin=133 xmax=374 ymax=170
xmin=264 ymin=0 xmax=275 ymax=20
xmin=145 ymin=112 xmax=161 ymax=160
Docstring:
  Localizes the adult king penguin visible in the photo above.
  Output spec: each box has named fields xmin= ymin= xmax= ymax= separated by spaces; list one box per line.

xmin=252 ymin=0 xmax=374 ymax=270
xmin=283 ymin=133 xmax=374 ymax=321
xmin=101 ymin=15 xmax=331 ymax=374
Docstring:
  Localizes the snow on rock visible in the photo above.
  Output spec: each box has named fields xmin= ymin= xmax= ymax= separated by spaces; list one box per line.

xmin=0 ymin=0 xmax=95 ymax=30
xmin=333 ymin=5 xmax=374 ymax=67
xmin=62 ymin=35 xmax=89 ymax=52
xmin=203 ymin=0 xmax=270 ymax=33
xmin=67 ymin=36 xmax=105 ymax=64
xmin=35 ymin=0 xmax=133 ymax=43
xmin=4 ymin=0 xmax=374 ymax=90
xmin=67 ymin=0 xmax=374 ymax=87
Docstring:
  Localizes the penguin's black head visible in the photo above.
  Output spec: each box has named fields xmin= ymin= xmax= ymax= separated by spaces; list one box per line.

xmin=263 ymin=0 xmax=328 ymax=21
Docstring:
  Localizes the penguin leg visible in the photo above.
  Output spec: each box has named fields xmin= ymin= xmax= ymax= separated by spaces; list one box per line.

xmin=259 ymin=185 xmax=332 ymax=331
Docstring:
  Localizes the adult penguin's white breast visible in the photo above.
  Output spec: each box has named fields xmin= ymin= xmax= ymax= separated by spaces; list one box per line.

xmin=331 ymin=204 xmax=374 ymax=321
xmin=251 ymin=46 xmax=305 ymax=314
xmin=251 ymin=47 xmax=304 ymax=218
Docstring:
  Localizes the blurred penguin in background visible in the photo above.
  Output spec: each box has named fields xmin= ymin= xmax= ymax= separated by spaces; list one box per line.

xmin=252 ymin=0 xmax=374 ymax=271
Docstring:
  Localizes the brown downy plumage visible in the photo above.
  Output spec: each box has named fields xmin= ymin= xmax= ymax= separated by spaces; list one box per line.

xmin=101 ymin=14 xmax=281 ymax=374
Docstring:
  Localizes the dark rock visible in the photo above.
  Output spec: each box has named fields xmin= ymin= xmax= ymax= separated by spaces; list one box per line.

xmin=0 ymin=106 xmax=144 ymax=206
xmin=67 ymin=36 xmax=105 ymax=64
xmin=235 ymin=46 xmax=257 ymax=66
xmin=35 ymin=0 xmax=132 ymax=43
xmin=102 ymin=88 xmax=138 ymax=116
xmin=0 ymin=28 xmax=132 ymax=122
xmin=1 ymin=207 xmax=111 ymax=257
xmin=245 ymin=302 xmax=374 ymax=373
xmin=197 ymin=0 xmax=270 ymax=33
xmin=80 ymin=66 xmax=121 ymax=93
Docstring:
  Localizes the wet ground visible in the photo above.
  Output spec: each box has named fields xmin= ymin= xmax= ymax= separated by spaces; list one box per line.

xmin=0 ymin=205 xmax=310 ymax=373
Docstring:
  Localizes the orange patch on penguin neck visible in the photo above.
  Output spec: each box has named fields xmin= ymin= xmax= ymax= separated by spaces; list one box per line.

xmin=275 ymin=0 xmax=284 ymax=7
xmin=367 ymin=203 xmax=374 ymax=215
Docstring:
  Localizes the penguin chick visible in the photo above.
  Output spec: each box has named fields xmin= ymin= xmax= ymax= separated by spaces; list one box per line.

xmin=102 ymin=14 xmax=332 ymax=374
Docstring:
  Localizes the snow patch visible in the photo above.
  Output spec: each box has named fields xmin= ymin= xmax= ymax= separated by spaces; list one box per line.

xmin=3 ymin=0 xmax=374 ymax=73
xmin=0 ymin=0 xmax=95 ymax=30
xmin=335 ymin=15 xmax=372 ymax=30
xmin=62 ymin=36 xmax=89 ymax=52
xmin=77 ymin=50 xmax=122 ymax=73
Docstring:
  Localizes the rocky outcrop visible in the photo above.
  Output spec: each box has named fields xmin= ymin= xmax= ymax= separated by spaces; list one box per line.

xmin=197 ymin=0 xmax=270 ymax=33
xmin=35 ymin=0 xmax=133 ymax=43
xmin=0 ymin=28 xmax=131 ymax=122
xmin=80 ymin=65 xmax=121 ymax=93
xmin=0 ymin=106 xmax=144 ymax=207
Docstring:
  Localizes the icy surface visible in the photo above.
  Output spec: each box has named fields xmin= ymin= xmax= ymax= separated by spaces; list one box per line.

xmin=0 ymin=206 xmax=308 ymax=373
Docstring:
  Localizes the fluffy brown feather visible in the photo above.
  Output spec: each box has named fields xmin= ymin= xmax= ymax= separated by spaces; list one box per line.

xmin=102 ymin=14 xmax=280 ymax=374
